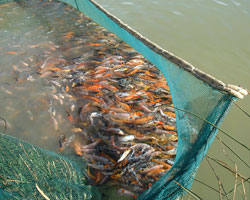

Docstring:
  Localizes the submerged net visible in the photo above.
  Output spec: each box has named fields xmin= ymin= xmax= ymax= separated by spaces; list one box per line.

xmin=0 ymin=0 xmax=248 ymax=200
xmin=0 ymin=133 xmax=100 ymax=200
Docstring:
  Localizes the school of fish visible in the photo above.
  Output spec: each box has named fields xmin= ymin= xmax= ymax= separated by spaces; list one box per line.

xmin=1 ymin=0 xmax=178 ymax=198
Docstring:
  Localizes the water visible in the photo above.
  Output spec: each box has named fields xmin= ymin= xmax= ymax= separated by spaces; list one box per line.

xmin=0 ymin=1 xmax=178 ymax=199
xmin=95 ymin=0 xmax=250 ymax=199
xmin=0 ymin=1 xmax=84 ymax=151
xmin=0 ymin=0 xmax=249 ymax=199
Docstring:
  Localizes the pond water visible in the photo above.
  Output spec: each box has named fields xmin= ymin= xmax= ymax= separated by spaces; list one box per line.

xmin=0 ymin=0 xmax=82 ymax=151
xmin=0 ymin=1 xmax=178 ymax=199
xmin=0 ymin=0 xmax=249 ymax=199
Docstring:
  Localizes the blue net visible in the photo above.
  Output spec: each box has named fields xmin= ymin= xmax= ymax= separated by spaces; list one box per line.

xmin=58 ymin=0 xmax=238 ymax=199
xmin=0 ymin=0 xmax=246 ymax=199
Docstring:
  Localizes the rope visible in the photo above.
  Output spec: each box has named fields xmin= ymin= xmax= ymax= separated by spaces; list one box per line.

xmin=223 ymin=176 xmax=250 ymax=197
xmin=232 ymin=101 xmax=250 ymax=118
xmin=174 ymin=181 xmax=204 ymax=200
xmin=205 ymin=157 xmax=229 ymax=200
xmin=194 ymin=179 xmax=223 ymax=195
xmin=216 ymin=136 xmax=250 ymax=169
xmin=172 ymin=107 xmax=250 ymax=152
xmin=206 ymin=155 xmax=250 ymax=184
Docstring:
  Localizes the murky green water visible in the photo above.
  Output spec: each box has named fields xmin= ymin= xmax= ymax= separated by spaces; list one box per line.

xmin=0 ymin=1 xmax=81 ymax=150
xmin=95 ymin=0 xmax=250 ymax=199
xmin=0 ymin=0 xmax=249 ymax=199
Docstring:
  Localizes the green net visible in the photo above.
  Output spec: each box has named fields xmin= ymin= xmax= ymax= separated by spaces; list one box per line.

xmin=0 ymin=133 xmax=101 ymax=200
xmin=0 ymin=0 xmax=248 ymax=200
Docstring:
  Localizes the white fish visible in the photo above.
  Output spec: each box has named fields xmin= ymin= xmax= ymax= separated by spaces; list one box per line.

xmin=89 ymin=112 xmax=102 ymax=125
xmin=51 ymin=116 xmax=58 ymax=130
xmin=26 ymin=110 xmax=34 ymax=120
xmin=166 ymin=148 xmax=176 ymax=156
xmin=118 ymin=135 xmax=135 ymax=142
xmin=117 ymin=149 xmax=131 ymax=163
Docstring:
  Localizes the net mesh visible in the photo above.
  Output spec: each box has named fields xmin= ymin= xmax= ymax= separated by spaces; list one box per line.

xmin=0 ymin=0 xmax=239 ymax=199
xmin=60 ymin=0 xmax=235 ymax=199
xmin=0 ymin=133 xmax=100 ymax=200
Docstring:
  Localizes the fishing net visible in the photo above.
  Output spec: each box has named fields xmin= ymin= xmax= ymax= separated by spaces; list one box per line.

xmin=0 ymin=0 xmax=248 ymax=200
xmin=0 ymin=133 xmax=101 ymax=200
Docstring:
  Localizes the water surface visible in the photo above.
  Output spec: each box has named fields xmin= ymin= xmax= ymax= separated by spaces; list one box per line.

xmin=0 ymin=0 xmax=249 ymax=199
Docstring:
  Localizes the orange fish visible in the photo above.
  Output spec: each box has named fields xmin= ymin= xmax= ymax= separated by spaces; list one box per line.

xmin=65 ymin=85 xmax=70 ymax=92
xmin=86 ymin=85 xmax=101 ymax=92
xmin=111 ymin=173 xmax=121 ymax=179
xmin=156 ymin=121 xmax=164 ymax=125
xmin=123 ymin=127 xmax=144 ymax=137
xmin=165 ymin=111 xmax=176 ymax=118
xmin=152 ymin=159 xmax=172 ymax=169
xmin=121 ymin=95 xmax=141 ymax=101
xmin=100 ymin=72 xmax=112 ymax=78
xmin=130 ymin=180 xmax=138 ymax=185
xmin=162 ymin=125 xmax=176 ymax=131
xmin=63 ymin=31 xmax=74 ymax=39
xmin=87 ymin=167 xmax=96 ymax=181
xmin=145 ymin=92 xmax=155 ymax=100
xmin=147 ymin=168 xmax=166 ymax=176
xmin=73 ymin=142 xmax=83 ymax=156
xmin=80 ymin=95 xmax=104 ymax=103
xmin=118 ymin=101 xmax=131 ymax=112
xmin=133 ymin=111 xmax=144 ymax=117
xmin=85 ymin=78 xmax=102 ymax=83
xmin=138 ymin=74 xmax=156 ymax=81
xmin=126 ymin=68 xmax=140 ymax=76
xmin=100 ymin=83 xmax=118 ymax=92
xmin=6 ymin=51 xmax=17 ymax=54
xmin=132 ymin=115 xmax=154 ymax=124
xmin=88 ymin=43 xmax=102 ymax=47
xmin=144 ymin=70 xmax=157 ymax=78
xmin=94 ymin=68 xmax=108 ymax=74
xmin=165 ymin=145 xmax=175 ymax=150
xmin=66 ymin=111 xmax=73 ymax=122
xmin=94 ymin=171 xmax=102 ymax=184
xmin=118 ymin=188 xmax=137 ymax=199
xmin=153 ymin=82 xmax=170 ymax=90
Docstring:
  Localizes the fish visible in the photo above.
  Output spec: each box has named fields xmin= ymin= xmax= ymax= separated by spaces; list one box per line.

xmin=66 ymin=111 xmax=73 ymax=122
xmin=131 ymin=115 xmax=154 ymax=124
xmin=118 ymin=135 xmax=135 ymax=143
xmin=6 ymin=4 xmax=178 ymax=194
xmin=6 ymin=51 xmax=17 ymax=55
xmin=117 ymin=188 xmax=137 ymax=199
xmin=58 ymin=135 xmax=66 ymax=151
xmin=63 ymin=31 xmax=74 ymax=39
xmin=152 ymin=159 xmax=172 ymax=169
xmin=26 ymin=110 xmax=34 ymax=120
xmin=51 ymin=116 xmax=58 ymax=130
xmin=117 ymin=149 xmax=131 ymax=163
xmin=106 ymin=128 xmax=125 ymax=135
xmin=80 ymin=95 xmax=104 ymax=103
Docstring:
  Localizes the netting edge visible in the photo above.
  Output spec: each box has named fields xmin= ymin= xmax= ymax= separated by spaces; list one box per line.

xmin=88 ymin=0 xmax=248 ymax=99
